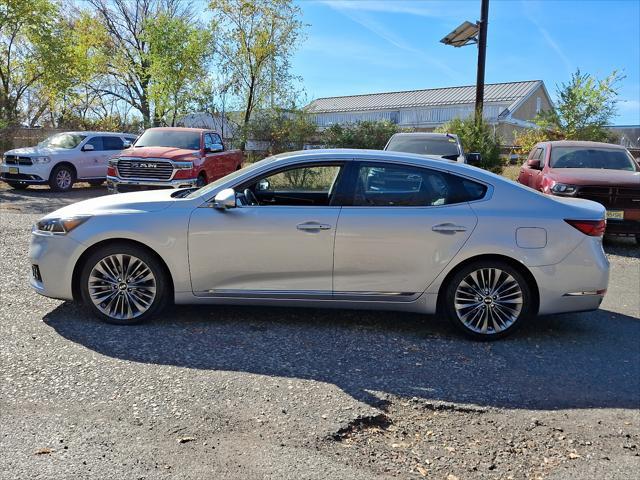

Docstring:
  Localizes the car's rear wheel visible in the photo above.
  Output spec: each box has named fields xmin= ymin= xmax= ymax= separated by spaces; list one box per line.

xmin=444 ymin=260 xmax=533 ymax=340
xmin=49 ymin=164 xmax=75 ymax=192
xmin=80 ymin=243 xmax=169 ymax=325
xmin=6 ymin=181 xmax=28 ymax=190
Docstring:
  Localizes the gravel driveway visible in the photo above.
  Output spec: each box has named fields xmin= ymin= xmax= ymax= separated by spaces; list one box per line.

xmin=1 ymin=186 xmax=639 ymax=479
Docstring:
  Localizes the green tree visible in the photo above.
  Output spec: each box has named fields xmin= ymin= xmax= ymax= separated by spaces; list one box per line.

xmin=0 ymin=0 xmax=76 ymax=135
xmin=536 ymin=69 xmax=623 ymax=141
xmin=208 ymin=0 xmax=305 ymax=127
xmin=83 ymin=0 xmax=197 ymax=127
xmin=143 ymin=13 xmax=213 ymax=126
xmin=437 ymin=117 xmax=502 ymax=172
xmin=322 ymin=120 xmax=401 ymax=150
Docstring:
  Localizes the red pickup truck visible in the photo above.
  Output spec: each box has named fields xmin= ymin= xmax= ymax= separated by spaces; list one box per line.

xmin=107 ymin=127 xmax=243 ymax=193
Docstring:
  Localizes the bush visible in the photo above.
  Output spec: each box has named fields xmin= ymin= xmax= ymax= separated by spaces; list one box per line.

xmin=243 ymin=108 xmax=317 ymax=155
xmin=321 ymin=120 xmax=401 ymax=150
xmin=436 ymin=118 xmax=502 ymax=172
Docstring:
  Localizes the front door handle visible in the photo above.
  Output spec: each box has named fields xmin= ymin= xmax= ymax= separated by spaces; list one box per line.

xmin=432 ymin=223 xmax=467 ymax=233
xmin=297 ymin=222 xmax=332 ymax=231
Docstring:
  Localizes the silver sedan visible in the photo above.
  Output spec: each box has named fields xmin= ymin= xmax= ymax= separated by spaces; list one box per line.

xmin=29 ymin=149 xmax=609 ymax=339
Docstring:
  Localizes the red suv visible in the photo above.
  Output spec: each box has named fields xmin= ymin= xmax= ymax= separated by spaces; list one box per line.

xmin=518 ymin=140 xmax=640 ymax=242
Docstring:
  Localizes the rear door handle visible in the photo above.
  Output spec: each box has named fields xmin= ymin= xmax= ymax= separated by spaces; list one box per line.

xmin=297 ymin=222 xmax=332 ymax=231
xmin=432 ymin=223 xmax=467 ymax=233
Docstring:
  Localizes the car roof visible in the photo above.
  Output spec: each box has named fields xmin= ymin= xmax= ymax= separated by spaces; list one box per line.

xmin=390 ymin=132 xmax=459 ymax=139
xmin=546 ymin=140 xmax=627 ymax=149
xmin=144 ymin=127 xmax=210 ymax=133
xmin=60 ymin=131 xmax=136 ymax=137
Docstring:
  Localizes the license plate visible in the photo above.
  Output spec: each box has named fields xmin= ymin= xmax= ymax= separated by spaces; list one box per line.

xmin=8 ymin=167 xmax=18 ymax=174
xmin=606 ymin=210 xmax=624 ymax=220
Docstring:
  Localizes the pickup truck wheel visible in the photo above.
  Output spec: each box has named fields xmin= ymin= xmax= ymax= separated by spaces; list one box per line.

xmin=49 ymin=164 xmax=75 ymax=192
xmin=196 ymin=173 xmax=207 ymax=187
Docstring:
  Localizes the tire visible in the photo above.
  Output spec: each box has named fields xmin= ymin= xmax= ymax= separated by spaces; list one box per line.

xmin=6 ymin=181 xmax=28 ymax=190
xmin=635 ymin=235 xmax=640 ymax=246
xmin=79 ymin=242 xmax=170 ymax=325
xmin=196 ymin=173 xmax=207 ymax=188
xmin=443 ymin=260 xmax=533 ymax=340
xmin=88 ymin=180 xmax=104 ymax=187
xmin=49 ymin=164 xmax=75 ymax=192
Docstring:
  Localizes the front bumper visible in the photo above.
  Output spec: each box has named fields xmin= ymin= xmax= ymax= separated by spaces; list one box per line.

xmin=29 ymin=230 xmax=85 ymax=301
xmin=107 ymin=176 xmax=197 ymax=193
xmin=0 ymin=164 xmax=48 ymax=184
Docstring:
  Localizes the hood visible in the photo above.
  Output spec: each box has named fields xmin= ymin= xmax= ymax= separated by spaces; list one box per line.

xmin=43 ymin=189 xmax=178 ymax=219
xmin=547 ymin=168 xmax=640 ymax=187
xmin=119 ymin=146 xmax=199 ymax=161
xmin=5 ymin=146 xmax=67 ymax=156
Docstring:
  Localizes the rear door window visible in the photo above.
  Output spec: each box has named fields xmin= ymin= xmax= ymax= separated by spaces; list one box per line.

xmin=102 ymin=136 xmax=125 ymax=151
xmin=84 ymin=136 xmax=104 ymax=151
xmin=347 ymin=163 xmax=487 ymax=207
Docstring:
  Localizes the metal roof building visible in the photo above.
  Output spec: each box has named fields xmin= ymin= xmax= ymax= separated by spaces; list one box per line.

xmin=305 ymin=80 xmax=553 ymax=144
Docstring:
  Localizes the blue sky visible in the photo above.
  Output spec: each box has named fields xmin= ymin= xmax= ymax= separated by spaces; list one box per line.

xmin=292 ymin=0 xmax=640 ymax=125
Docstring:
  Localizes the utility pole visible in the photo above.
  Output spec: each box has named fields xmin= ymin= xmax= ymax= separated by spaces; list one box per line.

xmin=474 ymin=0 xmax=489 ymax=123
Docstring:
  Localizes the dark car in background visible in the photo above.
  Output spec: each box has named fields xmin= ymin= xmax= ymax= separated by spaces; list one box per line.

xmin=518 ymin=140 xmax=640 ymax=242
xmin=384 ymin=132 xmax=482 ymax=165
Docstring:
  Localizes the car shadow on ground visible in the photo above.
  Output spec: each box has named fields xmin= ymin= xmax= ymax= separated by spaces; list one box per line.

xmin=0 ymin=184 xmax=109 ymax=214
xmin=44 ymin=303 xmax=640 ymax=411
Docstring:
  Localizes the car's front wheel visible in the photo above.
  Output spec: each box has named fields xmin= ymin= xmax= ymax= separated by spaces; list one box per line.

xmin=80 ymin=243 xmax=169 ymax=325
xmin=444 ymin=260 xmax=533 ymax=340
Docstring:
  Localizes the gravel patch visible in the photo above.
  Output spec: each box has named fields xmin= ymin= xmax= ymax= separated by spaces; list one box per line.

xmin=0 ymin=189 xmax=638 ymax=479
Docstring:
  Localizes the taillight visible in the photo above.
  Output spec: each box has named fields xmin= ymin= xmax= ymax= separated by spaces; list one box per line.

xmin=565 ymin=219 xmax=606 ymax=236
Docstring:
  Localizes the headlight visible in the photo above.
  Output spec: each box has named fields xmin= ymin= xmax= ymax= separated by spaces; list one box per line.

xmin=36 ymin=215 xmax=91 ymax=234
xmin=31 ymin=156 xmax=51 ymax=164
xmin=551 ymin=183 xmax=577 ymax=195
xmin=174 ymin=161 xmax=194 ymax=170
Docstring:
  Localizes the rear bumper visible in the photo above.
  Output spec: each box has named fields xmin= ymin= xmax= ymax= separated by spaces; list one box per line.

xmin=531 ymin=236 xmax=610 ymax=315
xmin=107 ymin=176 xmax=197 ymax=193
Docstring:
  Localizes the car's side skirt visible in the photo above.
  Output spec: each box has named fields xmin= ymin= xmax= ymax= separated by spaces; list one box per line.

xmin=197 ymin=289 xmax=421 ymax=302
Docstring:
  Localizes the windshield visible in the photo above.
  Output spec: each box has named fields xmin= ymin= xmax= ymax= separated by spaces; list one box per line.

xmin=550 ymin=147 xmax=638 ymax=171
xmin=38 ymin=133 xmax=86 ymax=149
xmin=134 ymin=130 xmax=201 ymax=150
xmin=386 ymin=136 xmax=461 ymax=158
xmin=186 ymin=156 xmax=278 ymax=199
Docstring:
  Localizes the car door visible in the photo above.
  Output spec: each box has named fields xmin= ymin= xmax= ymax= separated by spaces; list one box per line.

xmin=202 ymin=133 xmax=225 ymax=180
xmin=530 ymin=145 xmax=547 ymax=191
xmin=332 ymin=161 xmax=481 ymax=298
xmin=97 ymin=136 xmax=125 ymax=177
xmin=518 ymin=147 xmax=540 ymax=187
xmin=188 ymin=162 xmax=345 ymax=296
xmin=76 ymin=136 xmax=105 ymax=178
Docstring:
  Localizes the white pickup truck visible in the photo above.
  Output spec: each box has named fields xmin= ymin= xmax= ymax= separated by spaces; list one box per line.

xmin=1 ymin=131 xmax=137 ymax=191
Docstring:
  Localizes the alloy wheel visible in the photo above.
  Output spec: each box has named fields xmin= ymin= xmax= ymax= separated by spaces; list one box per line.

xmin=87 ymin=254 xmax=157 ymax=320
xmin=454 ymin=267 xmax=524 ymax=334
xmin=56 ymin=169 xmax=72 ymax=190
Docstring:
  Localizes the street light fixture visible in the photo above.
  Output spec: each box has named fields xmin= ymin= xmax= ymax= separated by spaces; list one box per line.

xmin=440 ymin=0 xmax=490 ymax=122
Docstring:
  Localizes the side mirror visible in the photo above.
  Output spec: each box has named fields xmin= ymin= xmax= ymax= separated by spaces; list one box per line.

xmin=527 ymin=159 xmax=541 ymax=170
xmin=122 ymin=140 xmax=132 ymax=149
xmin=206 ymin=143 xmax=224 ymax=153
xmin=82 ymin=143 xmax=95 ymax=152
xmin=257 ymin=179 xmax=270 ymax=191
xmin=465 ymin=152 xmax=482 ymax=166
xmin=213 ymin=188 xmax=236 ymax=209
